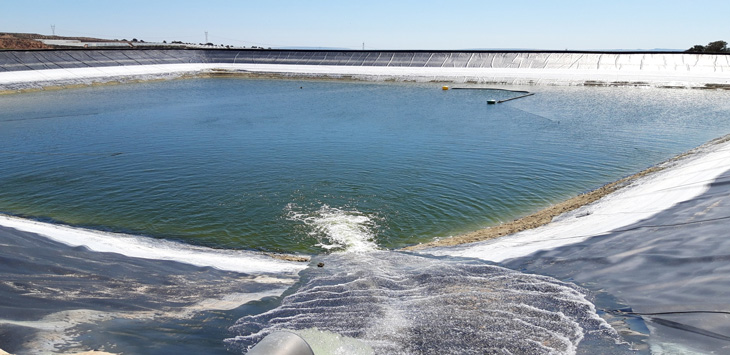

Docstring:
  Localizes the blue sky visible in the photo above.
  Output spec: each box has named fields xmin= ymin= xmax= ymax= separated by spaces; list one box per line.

xmin=2 ymin=0 xmax=728 ymax=50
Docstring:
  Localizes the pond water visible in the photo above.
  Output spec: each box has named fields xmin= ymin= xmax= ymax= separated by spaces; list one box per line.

xmin=2 ymin=79 xmax=729 ymax=254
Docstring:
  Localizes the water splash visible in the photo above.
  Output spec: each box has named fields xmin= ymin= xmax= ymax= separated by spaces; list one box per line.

xmin=226 ymin=252 xmax=626 ymax=354
xmin=286 ymin=204 xmax=380 ymax=253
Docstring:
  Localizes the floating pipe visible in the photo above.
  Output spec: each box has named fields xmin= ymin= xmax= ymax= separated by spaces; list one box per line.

xmin=497 ymin=93 xmax=535 ymax=103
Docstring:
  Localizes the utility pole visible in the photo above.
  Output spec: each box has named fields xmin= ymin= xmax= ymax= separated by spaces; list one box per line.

xmin=362 ymin=42 xmax=365 ymax=50
xmin=51 ymin=25 xmax=56 ymax=36
xmin=205 ymin=31 xmax=208 ymax=44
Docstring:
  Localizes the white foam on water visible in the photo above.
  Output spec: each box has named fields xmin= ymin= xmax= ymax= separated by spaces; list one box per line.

xmin=0 ymin=309 xmax=123 ymax=353
xmin=182 ymin=288 xmax=290 ymax=314
xmin=286 ymin=204 xmax=379 ymax=253
xmin=0 ymin=287 xmax=289 ymax=354
xmin=0 ymin=214 xmax=305 ymax=275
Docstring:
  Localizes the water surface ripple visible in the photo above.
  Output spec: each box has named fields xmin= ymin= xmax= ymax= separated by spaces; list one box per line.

xmin=1 ymin=79 xmax=730 ymax=253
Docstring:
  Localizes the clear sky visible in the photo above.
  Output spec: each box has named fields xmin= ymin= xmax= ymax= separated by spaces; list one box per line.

xmin=2 ymin=0 xmax=729 ymax=50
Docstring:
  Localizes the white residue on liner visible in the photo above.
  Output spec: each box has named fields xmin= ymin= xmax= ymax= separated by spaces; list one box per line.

xmin=0 ymin=214 xmax=306 ymax=275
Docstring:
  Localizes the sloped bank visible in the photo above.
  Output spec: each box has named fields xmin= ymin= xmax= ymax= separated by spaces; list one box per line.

xmin=1 ymin=49 xmax=729 ymax=92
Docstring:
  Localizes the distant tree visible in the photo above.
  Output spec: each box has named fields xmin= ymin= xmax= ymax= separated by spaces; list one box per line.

xmin=686 ymin=45 xmax=706 ymax=53
xmin=131 ymin=38 xmax=138 ymax=42
xmin=163 ymin=40 xmax=167 ymax=44
xmin=686 ymin=40 xmax=729 ymax=53
xmin=705 ymin=40 xmax=728 ymax=52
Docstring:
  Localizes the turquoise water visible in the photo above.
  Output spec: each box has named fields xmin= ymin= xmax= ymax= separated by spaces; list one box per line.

xmin=1 ymin=78 xmax=730 ymax=254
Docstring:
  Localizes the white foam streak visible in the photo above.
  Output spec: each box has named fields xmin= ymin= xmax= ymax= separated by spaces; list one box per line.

xmin=430 ymin=139 xmax=730 ymax=262
xmin=0 ymin=214 xmax=305 ymax=274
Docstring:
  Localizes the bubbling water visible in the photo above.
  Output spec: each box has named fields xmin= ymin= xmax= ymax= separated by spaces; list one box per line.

xmin=286 ymin=204 xmax=380 ymax=253
xmin=226 ymin=252 xmax=626 ymax=354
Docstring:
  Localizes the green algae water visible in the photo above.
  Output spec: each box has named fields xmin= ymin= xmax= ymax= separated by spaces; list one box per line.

xmin=2 ymin=78 xmax=730 ymax=254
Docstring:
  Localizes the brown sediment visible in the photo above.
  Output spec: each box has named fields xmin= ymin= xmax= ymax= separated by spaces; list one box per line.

xmin=702 ymin=83 xmax=730 ymax=90
xmin=401 ymin=165 xmax=664 ymax=251
xmin=403 ymin=133 xmax=730 ymax=251
xmin=0 ymin=69 xmax=360 ymax=96
xmin=201 ymin=69 xmax=371 ymax=83
xmin=265 ymin=253 xmax=311 ymax=262
xmin=6 ymin=66 xmax=730 ymax=95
